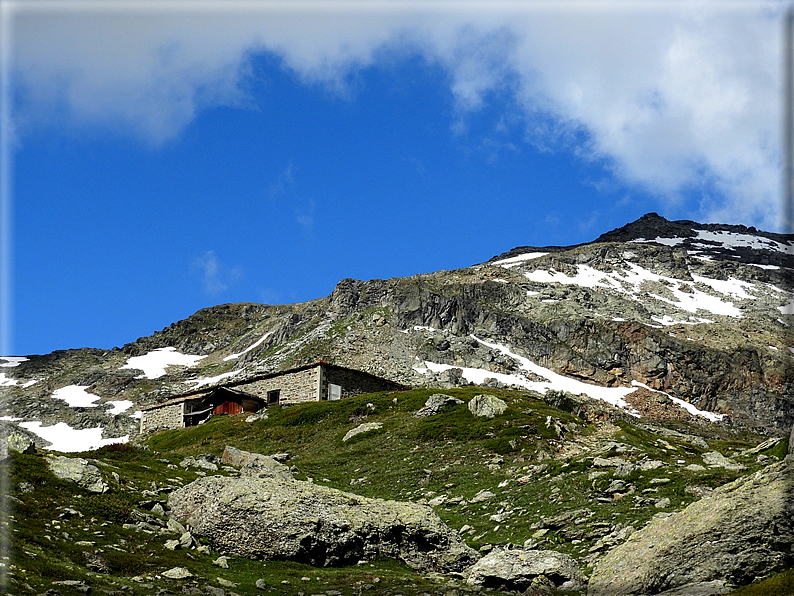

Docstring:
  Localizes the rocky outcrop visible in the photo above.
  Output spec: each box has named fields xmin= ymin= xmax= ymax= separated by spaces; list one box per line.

xmin=46 ymin=455 xmax=109 ymax=493
xmin=465 ymin=546 xmax=586 ymax=593
xmin=587 ymin=458 xmax=794 ymax=595
xmin=468 ymin=394 xmax=507 ymax=418
xmin=167 ymin=452 xmax=479 ymax=572
xmin=0 ymin=426 xmax=37 ymax=460
xmin=413 ymin=393 xmax=463 ymax=418
xmin=342 ymin=422 xmax=383 ymax=442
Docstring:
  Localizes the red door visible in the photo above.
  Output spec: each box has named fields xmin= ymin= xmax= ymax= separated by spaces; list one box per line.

xmin=213 ymin=401 xmax=243 ymax=415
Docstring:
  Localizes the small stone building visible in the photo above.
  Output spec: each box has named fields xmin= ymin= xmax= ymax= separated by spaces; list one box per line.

xmin=140 ymin=361 xmax=407 ymax=433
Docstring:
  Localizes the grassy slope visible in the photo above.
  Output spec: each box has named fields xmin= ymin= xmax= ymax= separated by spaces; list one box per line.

xmin=5 ymin=387 xmax=790 ymax=595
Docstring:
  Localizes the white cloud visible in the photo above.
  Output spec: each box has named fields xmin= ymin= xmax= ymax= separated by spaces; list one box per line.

xmin=10 ymin=2 xmax=784 ymax=227
xmin=193 ymin=250 xmax=241 ymax=295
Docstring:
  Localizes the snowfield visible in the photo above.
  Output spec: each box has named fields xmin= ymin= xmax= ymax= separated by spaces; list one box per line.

xmin=121 ymin=347 xmax=205 ymax=379
xmin=632 ymin=229 xmax=794 ymax=254
xmin=414 ymin=336 xmax=724 ymax=421
xmin=52 ymin=385 xmax=101 ymax=408
xmin=521 ymin=262 xmax=775 ymax=319
xmin=19 ymin=421 xmax=128 ymax=452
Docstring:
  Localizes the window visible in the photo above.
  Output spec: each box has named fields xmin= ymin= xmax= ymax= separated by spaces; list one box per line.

xmin=328 ymin=384 xmax=342 ymax=401
xmin=267 ymin=390 xmax=280 ymax=404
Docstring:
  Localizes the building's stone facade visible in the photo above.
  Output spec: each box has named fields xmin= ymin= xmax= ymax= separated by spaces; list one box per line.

xmin=322 ymin=365 xmax=402 ymax=400
xmin=235 ymin=367 xmax=320 ymax=405
xmin=140 ymin=401 xmax=184 ymax=434
xmin=140 ymin=362 xmax=406 ymax=434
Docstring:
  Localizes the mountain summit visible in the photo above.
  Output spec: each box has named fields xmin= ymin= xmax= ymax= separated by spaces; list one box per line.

xmin=2 ymin=213 xmax=793 ymax=451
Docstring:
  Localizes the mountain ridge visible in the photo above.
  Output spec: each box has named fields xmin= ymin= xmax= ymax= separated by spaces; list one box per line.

xmin=2 ymin=213 xmax=793 ymax=452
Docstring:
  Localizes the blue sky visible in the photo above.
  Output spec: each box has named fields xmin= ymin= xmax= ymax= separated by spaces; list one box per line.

xmin=3 ymin=1 xmax=785 ymax=356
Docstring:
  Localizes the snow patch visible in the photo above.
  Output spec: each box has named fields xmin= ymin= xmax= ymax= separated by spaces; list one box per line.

xmin=121 ymin=347 xmax=205 ymax=379
xmin=693 ymin=230 xmax=793 ymax=253
xmin=493 ymin=252 xmax=548 ymax=267
xmin=104 ymin=400 xmax=134 ymax=415
xmin=525 ymin=263 xmax=746 ymax=318
xmin=0 ymin=373 xmax=18 ymax=387
xmin=415 ymin=336 xmax=639 ymax=415
xmin=186 ymin=370 xmax=240 ymax=388
xmin=630 ymin=381 xmax=724 ymax=422
xmin=223 ymin=331 xmax=274 ymax=362
xmin=130 ymin=411 xmax=143 ymax=420
xmin=52 ymin=385 xmax=101 ymax=408
xmin=651 ymin=315 xmax=712 ymax=326
xmin=750 ymin=264 xmax=780 ymax=270
xmin=778 ymin=299 xmax=794 ymax=315
xmin=0 ymin=356 xmax=28 ymax=368
xmin=19 ymin=421 xmax=128 ymax=452
xmin=632 ymin=237 xmax=686 ymax=247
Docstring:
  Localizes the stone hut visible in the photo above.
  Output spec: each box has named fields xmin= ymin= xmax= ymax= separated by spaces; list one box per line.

xmin=140 ymin=361 xmax=407 ymax=433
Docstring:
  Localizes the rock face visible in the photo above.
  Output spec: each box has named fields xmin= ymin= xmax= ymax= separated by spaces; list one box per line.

xmin=588 ymin=459 xmax=794 ymax=595
xmin=468 ymin=394 xmax=507 ymax=418
xmin=46 ymin=455 xmax=108 ymax=493
xmin=342 ymin=422 xmax=383 ymax=442
xmin=413 ymin=393 xmax=463 ymax=418
xmin=167 ymin=452 xmax=478 ymax=572
xmin=466 ymin=546 xmax=586 ymax=593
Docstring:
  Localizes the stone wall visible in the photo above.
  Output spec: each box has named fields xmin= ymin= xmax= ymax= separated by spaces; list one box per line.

xmin=236 ymin=367 xmax=320 ymax=405
xmin=322 ymin=366 xmax=403 ymax=401
xmin=140 ymin=402 xmax=184 ymax=433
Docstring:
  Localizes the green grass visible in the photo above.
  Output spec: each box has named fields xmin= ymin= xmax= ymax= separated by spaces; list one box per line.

xmin=5 ymin=386 xmax=779 ymax=596
xmin=730 ymin=568 xmax=794 ymax=595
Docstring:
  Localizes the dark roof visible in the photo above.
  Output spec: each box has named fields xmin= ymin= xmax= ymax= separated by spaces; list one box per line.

xmin=142 ymin=361 xmax=408 ymax=411
xmin=141 ymin=385 xmax=264 ymax=412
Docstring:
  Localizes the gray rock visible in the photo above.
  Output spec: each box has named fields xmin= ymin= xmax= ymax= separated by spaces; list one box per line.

xmin=167 ymin=471 xmax=478 ymax=572
xmin=469 ymin=489 xmax=495 ymax=503
xmin=789 ymin=424 xmax=794 ymax=458
xmin=6 ymin=432 xmax=36 ymax=455
xmin=588 ymin=459 xmax=794 ymax=595
xmin=245 ymin=411 xmax=269 ymax=423
xmin=255 ymin=579 xmax=267 ymax=590
xmin=151 ymin=503 xmax=166 ymax=516
xmin=465 ymin=546 xmax=586 ymax=592
xmin=162 ymin=566 xmax=193 ymax=579
xmin=180 ymin=454 xmax=219 ymax=471
xmin=413 ymin=394 xmax=463 ymax=418
xmin=46 ymin=455 xmax=108 ymax=493
xmin=702 ymin=451 xmax=745 ymax=471
xmin=164 ymin=539 xmax=180 ymax=551
xmin=213 ymin=556 xmax=229 ymax=569
xmin=468 ymin=394 xmax=507 ymax=418
xmin=342 ymin=422 xmax=383 ymax=442
xmin=654 ymin=580 xmax=731 ymax=595
xmin=220 ymin=446 xmax=294 ymax=481
xmin=167 ymin=518 xmax=187 ymax=535
xmin=179 ymin=531 xmax=194 ymax=548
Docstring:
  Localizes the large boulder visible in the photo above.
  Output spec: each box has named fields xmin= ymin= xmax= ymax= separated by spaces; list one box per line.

xmin=466 ymin=546 xmax=586 ymax=593
xmin=414 ymin=393 xmax=463 ymax=418
xmin=220 ymin=446 xmax=293 ymax=481
xmin=46 ymin=455 xmax=109 ymax=493
xmin=167 ymin=467 xmax=478 ymax=572
xmin=588 ymin=459 xmax=794 ymax=595
xmin=468 ymin=394 xmax=508 ymax=418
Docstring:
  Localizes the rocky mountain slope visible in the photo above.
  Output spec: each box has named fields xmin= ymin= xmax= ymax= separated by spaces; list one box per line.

xmin=3 ymin=386 xmax=792 ymax=595
xmin=2 ymin=213 xmax=792 ymax=450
